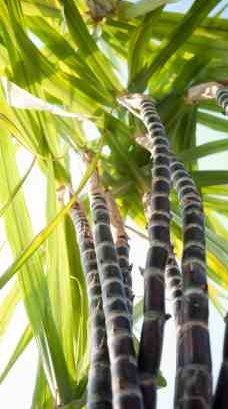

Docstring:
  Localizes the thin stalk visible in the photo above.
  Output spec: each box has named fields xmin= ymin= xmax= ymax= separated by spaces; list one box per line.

xmin=70 ymin=200 xmax=112 ymax=409
xmin=118 ymin=94 xmax=171 ymax=409
xmin=165 ymin=249 xmax=183 ymax=409
xmin=87 ymin=167 xmax=143 ymax=409
xmin=212 ymin=314 xmax=228 ymax=409
xmin=170 ymin=155 xmax=212 ymax=409
xmin=105 ymin=191 xmax=134 ymax=319
xmin=165 ymin=249 xmax=182 ymax=325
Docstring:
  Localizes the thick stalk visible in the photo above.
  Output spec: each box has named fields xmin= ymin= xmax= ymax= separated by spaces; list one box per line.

xmin=105 ymin=191 xmax=133 ymax=319
xmin=70 ymin=200 xmax=112 ymax=409
xmin=87 ymin=169 xmax=143 ymax=409
xmin=215 ymin=87 xmax=228 ymax=115
xmin=170 ymin=155 xmax=212 ymax=409
xmin=212 ymin=314 xmax=228 ymax=409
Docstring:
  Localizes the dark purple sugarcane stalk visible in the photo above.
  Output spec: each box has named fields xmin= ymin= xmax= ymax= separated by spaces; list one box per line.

xmin=170 ymin=155 xmax=212 ymax=409
xmin=118 ymin=94 xmax=171 ymax=409
xmin=138 ymin=97 xmax=171 ymax=409
xmin=212 ymin=314 xmax=228 ymax=409
xmin=105 ymin=191 xmax=134 ymax=319
xmin=136 ymin=142 xmax=212 ymax=409
xmin=130 ymin=134 xmax=184 ymax=409
xmin=70 ymin=200 xmax=112 ymax=409
xmin=215 ymin=87 xmax=228 ymax=115
xmin=165 ymin=249 xmax=182 ymax=325
xmin=87 ymin=166 xmax=143 ymax=409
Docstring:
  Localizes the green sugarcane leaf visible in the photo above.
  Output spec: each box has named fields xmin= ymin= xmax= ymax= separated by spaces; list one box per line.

xmin=206 ymin=210 xmax=228 ymax=241
xmin=0 ymin=325 xmax=33 ymax=383
xmin=0 ymin=157 xmax=35 ymax=218
xmin=180 ymin=138 xmax=228 ymax=161
xmin=0 ymin=131 xmax=76 ymax=403
xmin=63 ymin=214 xmax=89 ymax=380
xmin=193 ymin=170 xmax=228 ymax=187
xmin=26 ymin=16 xmax=98 ymax=85
xmin=22 ymin=0 xmax=61 ymax=18
xmin=0 ymin=2 xmax=103 ymax=118
xmin=198 ymin=111 xmax=228 ymax=133
xmin=62 ymin=0 xmax=122 ymax=95
xmin=0 ymin=282 xmax=21 ymax=336
xmin=31 ymin=361 xmax=54 ymax=409
xmin=119 ymin=0 xmax=179 ymax=19
xmin=130 ymin=0 xmax=219 ymax=90
xmin=128 ymin=9 xmax=162 ymax=83
xmin=133 ymin=297 xmax=143 ymax=325
xmin=45 ymin=160 xmax=88 ymax=384
xmin=0 ymin=134 xmax=105 ymax=289
xmin=204 ymin=196 xmax=228 ymax=215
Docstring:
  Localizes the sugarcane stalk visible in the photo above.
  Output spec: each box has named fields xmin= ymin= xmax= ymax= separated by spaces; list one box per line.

xmin=134 ymin=136 xmax=212 ymax=408
xmin=134 ymin=138 xmax=184 ymax=408
xmin=118 ymin=94 xmax=171 ymax=409
xmin=165 ymin=249 xmax=182 ymax=325
xmin=215 ymin=87 xmax=228 ymax=115
xmin=105 ymin=191 xmax=134 ymax=320
xmin=86 ymin=161 xmax=143 ymax=409
xmin=186 ymin=81 xmax=228 ymax=115
xmin=170 ymin=155 xmax=212 ymax=409
xmin=70 ymin=200 xmax=112 ymax=409
xmin=212 ymin=314 xmax=228 ymax=409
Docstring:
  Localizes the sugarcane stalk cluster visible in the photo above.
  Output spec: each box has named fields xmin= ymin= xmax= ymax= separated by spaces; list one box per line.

xmin=70 ymin=92 xmax=228 ymax=409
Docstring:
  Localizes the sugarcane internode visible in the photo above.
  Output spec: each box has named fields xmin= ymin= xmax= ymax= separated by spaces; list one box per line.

xmin=87 ymin=163 xmax=143 ymax=409
xmin=105 ymin=191 xmax=134 ymax=319
xmin=170 ymin=157 xmax=212 ymax=409
xmin=165 ymin=250 xmax=182 ymax=324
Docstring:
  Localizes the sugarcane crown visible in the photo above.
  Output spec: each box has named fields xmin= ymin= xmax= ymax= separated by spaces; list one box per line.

xmin=117 ymin=93 xmax=155 ymax=117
